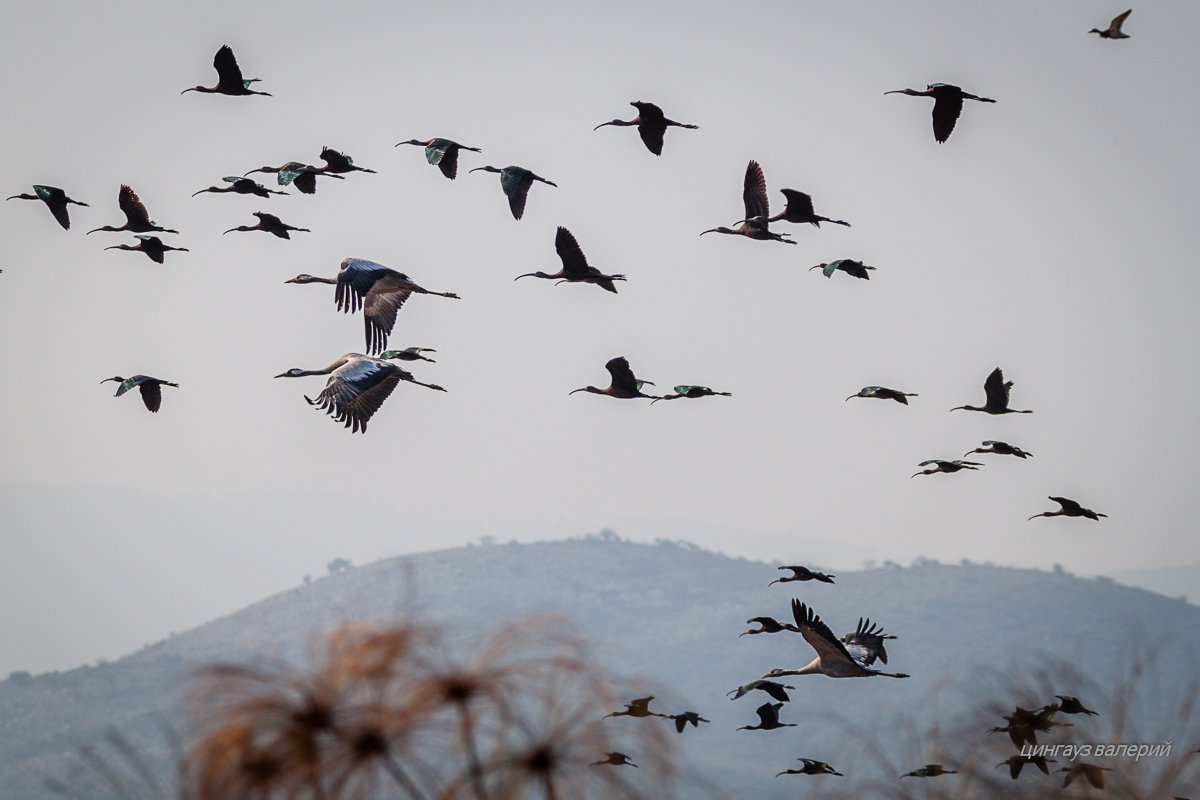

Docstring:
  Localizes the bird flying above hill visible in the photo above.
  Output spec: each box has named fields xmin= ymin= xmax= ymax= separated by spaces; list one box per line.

xmin=769 ymin=565 xmax=835 ymax=585
xmin=762 ymin=601 xmax=908 ymax=679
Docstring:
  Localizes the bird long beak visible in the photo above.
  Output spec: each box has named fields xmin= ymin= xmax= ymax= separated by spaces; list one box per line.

xmin=844 ymin=395 xmax=856 ymax=401
xmin=273 ymin=371 xmax=292 ymax=379
xmin=593 ymin=121 xmax=617 ymax=131
xmin=699 ymin=229 xmax=718 ymax=236
xmin=243 ymin=168 xmax=266 ymax=177
xmin=513 ymin=273 xmax=535 ymax=281
xmin=180 ymin=87 xmax=196 ymax=95
xmin=222 ymin=228 xmax=237 ymax=235
xmin=103 ymin=245 xmax=118 ymax=251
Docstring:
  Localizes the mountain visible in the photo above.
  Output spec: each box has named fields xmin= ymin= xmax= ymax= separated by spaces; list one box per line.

xmin=2 ymin=537 xmax=1197 ymax=799
xmin=1107 ymin=563 xmax=1200 ymax=605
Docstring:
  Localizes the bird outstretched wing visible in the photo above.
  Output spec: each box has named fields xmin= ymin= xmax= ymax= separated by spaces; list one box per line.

xmin=605 ymin=357 xmax=640 ymax=395
xmin=792 ymin=600 xmax=857 ymax=668
xmin=555 ymin=227 xmax=589 ymax=278
xmin=213 ymin=45 xmax=246 ymax=93
xmin=306 ymin=358 xmax=402 ymax=434
xmin=743 ymin=161 xmax=769 ymax=221
xmin=118 ymin=184 xmax=150 ymax=227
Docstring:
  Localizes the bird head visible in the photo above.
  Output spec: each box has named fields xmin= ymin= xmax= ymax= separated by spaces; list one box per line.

xmin=469 ymin=165 xmax=501 ymax=175
xmin=274 ymin=369 xmax=305 ymax=379
xmin=100 ymin=376 xmax=124 ymax=385
xmin=285 ymin=274 xmax=316 ymax=284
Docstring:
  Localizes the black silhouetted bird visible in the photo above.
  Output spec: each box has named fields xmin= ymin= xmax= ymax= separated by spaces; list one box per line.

xmin=965 ymin=440 xmax=1032 ymax=459
xmin=739 ymin=188 xmax=850 ymax=229
xmin=726 ymin=680 xmax=793 ymax=703
xmin=846 ymin=386 xmax=916 ymax=404
xmin=912 ymin=459 xmax=983 ymax=478
xmin=469 ymin=165 xmax=556 ymax=220
xmin=740 ymin=616 xmax=799 ymax=636
xmin=87 ymin=185 xmax=177 ymax=235
xmin=604 ymin=696 xmax=665 ymax=719
xmin=666 ymin=711 xmax=710 ymax=733
xmin=192 ymin=177 xmax=286 ymax=199
xmin=1090 ymin=9 xmax=1132 ymax=38
xmin=571 ymin=357 xmax=659 ymax=400
xmin=379 ymin=347 xmax=436 ymax=364
xmin=397 ymin=138 xmax=482 ymax=180
xmin=701 ymin=161 xmax=794 ymax=244
xmin=591 ymin=752 xmax=637 ymax=767
xmin=104 ymin=235 xmax=189 ymax=264
xmin=770 ymin=565 xmax=835 ymax=585
xmin=318 ymin=146 xmax=375 ymax=175
xmin=951 ymin=367 xmax=1032 ymax=414
xmin=224 ymin=211 xmax=308 ymax=239
xmin=515 ymin=227 xmax=625 ymax=293
xmin=811 ymin=259 xmax=875 ymax=280
xmin=651 ymin=385 xmax=732 ymax=404
xmin=1047 ymin=695 xmax=1099 ymax=716
xmin=102 ymin=375 xmax=179 ymax=413
xmin=593 ymin=101 xmax=698 ymax=156
xmin=244 ymin=162 xmax=343 ymax=195
xmin=776 ymin=758 xmax=843 ymax=777
xmin=997 ymin=755 xmax=1056 ymax=780
xmin=902 ymin=764 xmax=957 ymax=779
xmin=182 ymin=45 xmax=271 ymax=96
xmin=737 ymin=702 xmax=795 ymax=731
xmin=1028 ymin=497 xmax=1107 ymax=521
xmin=6 ymin=185 xmax=88 ymax=230
xmin=886 ymin=83 xmax=995 ymax=143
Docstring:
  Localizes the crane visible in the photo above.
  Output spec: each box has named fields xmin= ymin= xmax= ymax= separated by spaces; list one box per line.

xmin=244 ymin=162 xmax=343 ymax=195
xmin=593 ymin=101 xmax=698 ymax=156
xmin=318 ymin=146 xmax=375 ymax=175
xmin=515 ymin=226 xmax=625 ymax=293
xmin=1090 ymin=9 xmax=1132 ymax=38
xmin=6 ymin=185 xmax=88 ymax=230
xmin=737 ymin=702 xmax=795 ymax=731
xmin=104 ymin=235 xmax=189 ymax=264
xmin=570 ymin=357 xmax=659 ymax=400
xmin=810 ymin=260 xmax=875 ymax=280
xmin=761 ymin=600 xmax=908 ymax=679
xmin=846 ymin=386 xmax=916 ymax=404
xmin=965 ymin=440 xmax=1032 ymax=459
xmin=101 ymin=375 xmax=178 ymax=413
xmin=223 ymin=211 xmax=309 ymax=239
xmin=738 ymin=189 xmax=850 ymax=228
xmin=1027 ymin=497 xmax=1107 ymax=521
xmin=396 ymin=138 xmax=482 ymax=180
xmin=651 ymin=386 xmax=732 ymax=404
xmin=885 ymin=83 xmax=995 ymax=143
xmin=912 ymin=459 xmax=984 ymax=478
xmin=701 ymin=161 xmax=794 ymax=243
xmin=86 ymin=185 xmax=177 ymax=235
xmin=726 ymin=680 xmax=793 ymax=703
xmin=950 ymin=367 xmax=1032 ymax=414
xmin=769 ymin=565 xmax=835 ymax=585
xmin=286 ymin=259 xmax=460 ymax=355
xmin=182 ymin=45 xmax=271 ymax=96
xmin=776 ymin=758 xmax=842 ymax=777
xmin=274 ymin=353 xmax=445 ymax=434
xmin=469 ymin=165 xmax=556 ymax=220
xmin=192 ymin=177 xmax=286 ymax=198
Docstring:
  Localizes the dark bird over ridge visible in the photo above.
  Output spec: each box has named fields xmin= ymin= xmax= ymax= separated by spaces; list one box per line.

xmin=102 ymin=375 xmax=178 ymax=413
xmin=901 ymin=764 xmax=957 ymax=779
xmin=740 ymin=188 xmax=850 ymax=229
xmin=192 ymin=177 xmax=286 ymax=199
xmin=1048 ymin=695 xmax=1099 ymax=716
xmin=380 ymin=347 xmax=436 ymax=363
xmin=469 ymin=165 xmax=556 ymax=220
xmin=988 ymin=705 xmax=1073 ymax=748
xmin=515 ymin=226 xmax=625 ymax=293
xmin=224 ymin=211 xmax=308 ymax=239
xmin=651 ymin=385 xmax=732 ymax=404
xmin=286 ymin=258 xmax=459 ymax=356
xmin=182 ymin=45 xmax=271 ymax=96
xmin=571 ymin=357 xmax=659 ymax=400
xmin=591 ymin=752 xmax=637 ymax=768
xmin=740 ymin=616 xmax=799 ymax=636
xmin=701 ymin=161 xmax=794 ymax=244
xmin=666 ymin=711 xmax=710 ymax=733
xmin=726 ymin=679 xmax=793 ymax=703
xmin=6 ymin=185 xmax=88 ymax=230
xmin=1058 ymin=763 xmax=1111 ymax=789
xmin=885 ymin=83 xmax=995 ymax=143
xmin=318 ymin=146 xmax=375 ymax=175
xmin=951 ymin=367 xmax=1032 ymax=414
xmin=846 ymin=386 xmax=916 ymax=404
xmin=770 ymin=565 xmax=835 ymax=585
xmin=274 ymin=353 xmax=445 ymax=434
xmin=87 ymin=185 xmax=177 ymax=235
xmin=811 ymin=259 xmax=874 ymax=280
xmin=997 ymin=754 xmax=1056 ymax=780
xmin=762 ymin=600 xmax=908 ymax=679
xmin=396 ymin=138 xmax=482 ymax=180
xmin=1090 ymin=9 xmax=1132 ymax=38
xmin=604 ymin=696 xmax=665 ymax=719
xmin=1028 ymin=496 xmax=1107 ymax=521
xmin=737 ymin=702 xmax=795 ymax=732
xmin=593 ymin=101 xmax=698 ymax=156
xmin=912 ymin=459 xmax=984 ymax=478
xmin=777 ymin=758 xmax=843 ymax=777
xmin=104 ymin=235 xmax=189 ymax=264
xmin=244 ymin=162 xmax=343 ymax=195
xmin=965 ymin=440 xmax=1032 ymax=459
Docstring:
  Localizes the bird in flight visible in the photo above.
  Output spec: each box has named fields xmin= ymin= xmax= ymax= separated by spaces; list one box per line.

xmin=603 ymin=696 xmax=665 ymax=719
xmin=737 ymin=702 xmax=795 ymax=731
xmin=1028 ymin=497 xmax=1107 ymax=521
xmin=912 ymin=459 xmax=984 ymax=478
xmin=593 ymin=101 xmax=698 ymax=156
xmin=515 ymin=227 xmax=625 ymax=293
xmin=901 ymin=764 xmax=957 ymax=779
xmin=762 ymin=601 xmax=908 ymax=679
xmin=726 ymin=679 xmax=793 ymax=703
xmin=6 ymin=185 xmax=88 ymax=230
xmin=886 ymin=83 xmax=995 ymax=143
xmin=182 ymin=45 xmax=271 ymax=97
xmin=192 ymin=177 xmax=286 ymax=199
xmin=950 ymin=367 xmax=1032 ymax=414
xmin=846 ymin=386 xmax=916 ymax=404
xmin=571 ymin=357 xmax=659 ymax=400
xmin=776 ymin=758 xmax=843 ymax=777
xmin=769 ymin=565 xmax=835 ymax=585
xmin=223 ymin=211 xmax=309 ymax=239
xmin=810 ymin=260 xmax=875 ymax=280
xmin=469 ymin=165 xmax=556 ymax=220
xmin=651 ymin=385 xmax=732 ymax=404
xmin=87 ymin=185 xmax=177 ymax=236
xmin=701 ymin=160 xmax=795 ymax=243
xmin=964 ymin=440 xmax=1032 ymax=459
xmin=102 ymin=375 xmax=179 ymax=413
xmin=103 ymin=235 xmax=189 ymax=264
xmin=396 ymin=138 xmax=482 ymax=180
xmin=1090 ymin=9 xmax=1132 ymax=38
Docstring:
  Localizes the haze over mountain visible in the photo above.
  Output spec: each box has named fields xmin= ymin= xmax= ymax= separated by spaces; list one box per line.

xmin=2 ymin=538 xmax=1197 ymax=799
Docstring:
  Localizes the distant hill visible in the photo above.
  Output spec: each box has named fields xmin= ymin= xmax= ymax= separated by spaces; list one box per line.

xmin=1107 ymin=563 xmax=1200 ymax=605
xmin=2 ymin=537 xmax=1198 ymax=799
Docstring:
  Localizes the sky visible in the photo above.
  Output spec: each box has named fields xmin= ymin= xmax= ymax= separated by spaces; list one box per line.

xmin=2 ymin=0 xmax=1198 ymax=676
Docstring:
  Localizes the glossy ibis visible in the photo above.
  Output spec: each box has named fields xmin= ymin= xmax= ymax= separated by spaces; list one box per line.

xmin=651 ymin=385 xmax=731 ymax=403
xmin=593 ymin=101 xmax=698 ymax=156
xmin=469 ymin=165 xmax=556 ymax=220
xmin=570 ymin=357 xmax=659 ymax=400
xmin=182 ymin=45 xmax=271 ymax=96
xmin=515 ymin=226 xmax=625 ymax=293
xmin=965 ymin=440 xmax=1032 ymax=459
xmin=223 ymin=211 xmax=308 ymax=239
xmin=846 ymin=386 xmax=916 ymax=404
xmin=87 ymin=185 xmax=177 ymax=235
xmin=886 ymin=83 xmax=995 ymax=143
xmin=1028 ymin=496 xmax=1106 ymax=521
xmin=737 ymin=702 xmax=795 ymax=731
xmin=701 ymin=161 xmax=794 ymax=244
xmin=396 ymin=138 xmax=481 ymax=180
xmin=951 ymin=367 xmax=1032 ymax=414
xmin=769 ymin=565 xmax=834 ymax=585
xmin=811 ymin=260 xmax=874 ymax=279
xmin=318 ymin=146 xmax=375 ymax=175
xmin=102 ymin=375 xmax=178 ymax=413
xmin=912 ymin=459 xmax=984 ymax=478
xmin=104 ymin=235 xmax=189 ymax=264
xmin=6 ymin=185 xmax=88 ymax=230
xmin=192 ymin=177 xmax=286 ymax=198
xmin=244 ymin=162 xmax=343 ymax=195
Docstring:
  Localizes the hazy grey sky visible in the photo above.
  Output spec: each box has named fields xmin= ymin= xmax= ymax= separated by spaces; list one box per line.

xmin=2 ymin=0 xmax=1198 ymax=675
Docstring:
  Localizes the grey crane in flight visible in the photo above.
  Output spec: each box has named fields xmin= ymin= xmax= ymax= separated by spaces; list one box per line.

xmin=761 ymin=600 xmax=908 ymax=679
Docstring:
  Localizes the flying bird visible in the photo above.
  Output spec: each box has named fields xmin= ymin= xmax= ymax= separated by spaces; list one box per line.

xmin=6 ymin=185 xmax=88 ymax=230
xmin=593 ymin=101 xmax=698 ymax=156
xmin=1090 ymin=9 xmax=1132 ymax=38
xmin=286 ymin=259 xmax=460 ymax=355
xmin=700 ymin=160 xmax=795 ymax=243
xmin=762 ymin=601 xmax=908 ymax=679
xmin=846 ymin=386 xmax=916 ymax=404
xmin=726 ymin=680 xmax=793 ymax=703
xmin=770 ymin=565 xmax=835 ymax=585
xmin=997 ymin=755 xmax=1056 ymax=780
xmin=182 ymin=45 xmax=271 ymax=96
xmin=104 ymin=235 xmax=189 ymax=264
xmin=739 ymin=189 xmax=850 ymax=228
xmin=396 ymin=138 xmax=482 ymax=180
xmin=651 ymin=386 xmax=732 ymax=404
xmin=604 ymin=697 xmax=665 ymax=719
xmin=1058 ymin=763 xmax=1111 ymax=789
xmin=86 ymin=185 xmax=177 ymax=235
xmin=737 ymin=702 xmax=795 ymax=731
xmin=318 ymin=146 xmax=375 ymax=175
xmin=902 ymin=764 xmax=957 ymax=779
xmin=570 ymin=357 xmax=659 ymax=400
xmin=515 ymin=226 xmax=625 ymax=293
xmin=1028 ymin=497 xmax=1107 ymax=521
xmin=965 ymin=440 xmax=1032 ymax=459
xmin=469 ymin=165 xmax=556 ymax=220
xmin=591 ymin=752 xmax=637 ymax=767
xmin=380 ymin=347 xmax=436 ymax=363
xmin=223 ymin=211 xmax=309 ymax=239
xmin=810 ymin=260 xmax=875 ymax=280
xmin=886 ymin=83 xmax=995 ymax=143
xmin=988 ymin=705 xmax=1073 ymax=748
xmin=192 ymin=177 xmax=286 ymax=198
xmin=101 ymin=375 xmax=179 ymax=413
xmin=244 ymin=162 xmax=343 ymax=195
xmin=666 ymin=711 xmax=710 ymax=733
xmin=951 ymin=367 xmax=1033 ymax=414
xmin=1047 ymin=695 xmax=1099 ymax=716
xmin=740 ymin=617 xmax=799 ymax=636
xmin=776 ymin=758 xmax=842 ymax=777
xmin=274 ymin=353 xmax=445 ymax=434
xmin=912 ymin=459 xmax=984 ymax=478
